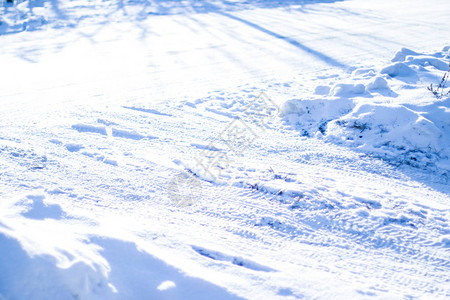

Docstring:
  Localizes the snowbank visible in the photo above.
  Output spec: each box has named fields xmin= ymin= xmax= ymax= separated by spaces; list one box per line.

xmin=0 ymin=194 xmax=114 ymax=299
xmin=282 ymin=47 xmax=450 ymax=172
xmin=0 ymin=194 xmax=239 ymax=300
xmin=326 ymin=102 xmax=449 ymax=168
xmin=280 ymin=98 xmax=354 ymax=137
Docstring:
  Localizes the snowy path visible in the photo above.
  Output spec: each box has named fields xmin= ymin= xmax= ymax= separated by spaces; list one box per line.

xmin=2 ymin=0 xmax=450 ymax=107
xmin=1 ymin=0 xmax=450 ymax=299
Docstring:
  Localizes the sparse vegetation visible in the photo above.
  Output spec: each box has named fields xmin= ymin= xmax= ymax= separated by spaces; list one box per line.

xmin=428 ymin=63 xmax=450 ymax=98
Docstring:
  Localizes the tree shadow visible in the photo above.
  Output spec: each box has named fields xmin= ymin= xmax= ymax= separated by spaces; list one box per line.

xmin=137 ymin=0 xmax=345 ymax=15
xmin=215 ymin=10 xmax=348 ymax=70
xmin=3 ymin=0 xmax=350 ymax=64
xmin=1 ymin=0 xmax=345 ymax=35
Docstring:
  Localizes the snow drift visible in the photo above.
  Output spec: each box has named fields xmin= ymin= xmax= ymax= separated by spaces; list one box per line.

xmin=281 ymin=47 xmax=450 ymax=173
xmin=0 ymin=194 xmax=239 ymax=300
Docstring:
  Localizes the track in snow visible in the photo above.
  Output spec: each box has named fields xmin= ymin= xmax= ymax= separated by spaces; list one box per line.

xmin=1 ymin=0 xmax=450 ymax=299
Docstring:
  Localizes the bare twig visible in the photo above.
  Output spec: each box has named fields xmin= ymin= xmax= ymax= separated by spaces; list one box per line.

xmin=428 ymin=63 xmax=450 ymax=98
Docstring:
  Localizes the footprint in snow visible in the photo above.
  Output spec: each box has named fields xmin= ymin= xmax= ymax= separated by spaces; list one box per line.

xmin=72 ymin=124 xmax=107 ymax=135
xmin=191 ymin=245 xmax=275 ymax=272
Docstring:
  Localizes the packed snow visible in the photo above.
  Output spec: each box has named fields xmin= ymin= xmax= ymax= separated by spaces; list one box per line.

xmin=1 ymin=0 xmax=449 ymax=299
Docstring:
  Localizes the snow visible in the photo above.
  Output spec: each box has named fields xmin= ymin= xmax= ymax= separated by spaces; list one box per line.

xmin=1 ymin=0 xmax=450 ymax=299
xmin=282 ymin=47 xmax=450 ymax=172
xmin=0 ymin=194 xmax=243 ymax=299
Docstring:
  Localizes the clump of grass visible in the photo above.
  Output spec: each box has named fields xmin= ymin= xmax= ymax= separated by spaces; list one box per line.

xmin=428 ymin=63 xmax=450 ymax=99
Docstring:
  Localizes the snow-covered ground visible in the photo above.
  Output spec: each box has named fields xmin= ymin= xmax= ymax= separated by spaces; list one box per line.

xmin=1 ymin=0 xmax=449 ymax=299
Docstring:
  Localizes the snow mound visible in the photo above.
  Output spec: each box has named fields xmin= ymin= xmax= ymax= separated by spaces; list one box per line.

xmin=0 ymin=194 xmax=114 ymax=300
xmin=380 ymin=62 xmax=416 ymax=77
xmin=365 ymin=76 xmax=388 ymax=91
xmin=391 ymin=47 xmax=449 ymax=70
xmin=326 ymin=102 xmax=449 ymax=168
xmin=282 ymin=47 xmax=450 ymax=172
xmin=280 ymin=98 xmax=354 ymax=135
xmin=314 ymin=85 xmax=331 ymax=95
xmin=0 ymin=194 xmax=239 ymax=299
xmin=330 ymin=83 xmax=365 ymax=97
xmin=391 ymin=48 xmax=420 ymax=62
xmin=406 ymin=56 xmax=449 ymax=71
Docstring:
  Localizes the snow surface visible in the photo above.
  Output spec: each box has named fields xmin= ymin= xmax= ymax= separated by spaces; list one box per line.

xmin=1 ymin=0 xmax=450 ymax=299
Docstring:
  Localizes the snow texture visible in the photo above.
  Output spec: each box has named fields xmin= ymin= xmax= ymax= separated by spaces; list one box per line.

xmin=1 ymin=0 xmax=450 ymax=299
